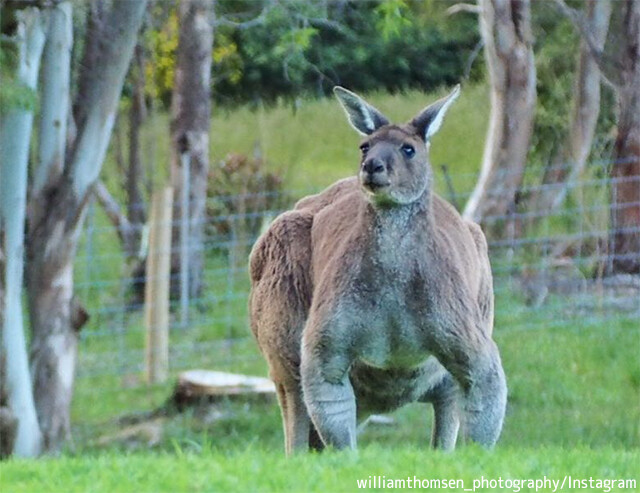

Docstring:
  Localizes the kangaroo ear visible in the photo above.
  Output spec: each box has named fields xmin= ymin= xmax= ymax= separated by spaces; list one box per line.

xmin=333 ymin=86 xmax=390 ymax=135
xmin=410 ymin=84 xmax=460 ymax=142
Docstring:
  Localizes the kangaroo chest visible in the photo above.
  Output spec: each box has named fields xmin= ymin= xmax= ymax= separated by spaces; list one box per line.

xmin=340 ymin=236 xmax=440 ymax=369
xmin=311 ymin=200 xmax=443 ymax=368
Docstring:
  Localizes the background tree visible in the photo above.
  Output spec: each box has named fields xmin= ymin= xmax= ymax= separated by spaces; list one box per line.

xmin=24 ymin=0 xmax=148 ymax=451
xmin=534 ymin=0 xmax=612 ymax=212
xmin=463 ymin=0 xmax=536 ymax=225
xmin=170 ymin=0 xmax=214 ymax=298
xmin=94 ymin=37 xmax=150 ymax=306
xmin=0 ymin=5 xmax=45 ymax=457
xmin=609 ymin=0 xmax=640 ymax=274
xmin=554 ymin=0 xmax=640 ymax=273
xmin=212 ymin=0 xmax=480 ymax=106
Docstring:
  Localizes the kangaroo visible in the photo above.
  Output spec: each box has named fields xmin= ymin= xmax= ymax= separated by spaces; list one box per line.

xmin=249 ymin=86 xmax=507 ymax=454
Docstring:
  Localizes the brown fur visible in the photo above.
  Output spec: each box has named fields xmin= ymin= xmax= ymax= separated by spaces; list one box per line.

xmin=249 ymin=87 xmax=506 ymax=454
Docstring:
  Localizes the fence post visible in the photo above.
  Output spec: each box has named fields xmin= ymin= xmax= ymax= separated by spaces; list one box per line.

xmin=179 ymin=152 xmax=190 ymax=328
xmin=145 ymin=186 xmax=173 ymax=384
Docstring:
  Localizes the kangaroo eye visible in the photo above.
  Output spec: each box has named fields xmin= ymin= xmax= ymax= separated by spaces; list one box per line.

xmin=401 ymin=144 xmax=415 ymax=158
xmin=360 ymin=143 xmax=370 ymax=154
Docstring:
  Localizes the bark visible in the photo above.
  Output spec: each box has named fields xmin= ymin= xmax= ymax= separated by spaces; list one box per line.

xmin=72 ymin=0 xmax=106 ymax=134
xmin=536 ymin=0 xmax=612 ymax=212
xmin=97 ymin=42 xmax=148 ymax=260
xmin=33 ymin=0 xmax=72 ymax=196
xmin=0 ymin=6 xmax=46 ymax=457
xmin=609 ymin=0 xmax=640 ymax=274
xmin=462 ymin=0 xmax=536 ymax=225
xmin=26 ymin=0 xmax=147 ymax=451
xmin=94 ymin=181 xmax=136 ymax=255
xmin=127 ymin=42 xmax=148 ymax=246
xmin=170 ymin=0 xmax=214 ymax=297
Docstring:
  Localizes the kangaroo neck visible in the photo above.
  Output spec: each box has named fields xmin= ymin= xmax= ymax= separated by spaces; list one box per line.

xmin=364 ymin=188 xmax=433 ymax=246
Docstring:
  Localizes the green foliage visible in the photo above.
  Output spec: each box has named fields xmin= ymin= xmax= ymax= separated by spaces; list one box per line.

xmin=0 ymin=38 xmax=38 ymax=112
xmin=528 ymin=2 xmax=578 ymax=168
xmin=375 ymin=0 xmax=412 ymax=40
xmin=212 ymin=0 xmax=480 ymax=106
xmin=137 ymin=1 xmax=481 ymax=108
xmin=212 ymin=31 xmax=243 ymax=86
xmin=144 ymin=5 xmax=179 ymax=106
xmin=528 ymin=1 xmax=616 ymax=171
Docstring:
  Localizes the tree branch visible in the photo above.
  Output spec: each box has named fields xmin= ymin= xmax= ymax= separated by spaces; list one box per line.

xmin=3 ymin=0 xmax=64 ymax=9
xmin=293 ymin=14 xmax=352 ymax=37
xmin=214 ymin=2 xmax=274 ymax=30
xmin=68 ymin=0 xmax=148 ymax=199
xmin=93 ymin=181 xmax=135 ymax=251
xmin=553 ymin=0 xmax=620 ymax=89
xmin=446 ymin=3 xmax=481 ymax=16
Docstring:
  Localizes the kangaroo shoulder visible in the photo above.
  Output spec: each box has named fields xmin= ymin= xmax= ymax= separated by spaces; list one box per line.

xmin=249 ymin=209 xmax=314 ymax=283
xmin=295 ymin=177 xmax=358 ymax=213
xmin=465 ymin=220 xmax=489 ymax=258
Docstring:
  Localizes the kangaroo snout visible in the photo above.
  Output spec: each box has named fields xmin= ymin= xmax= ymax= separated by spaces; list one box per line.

xmin=362 ymin=157 xmax=385 ymax=175
xmin=361 ymin=156 xmax=390 ymax=191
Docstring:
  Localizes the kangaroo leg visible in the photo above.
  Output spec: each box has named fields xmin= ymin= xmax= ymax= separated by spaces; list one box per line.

xmin=434 ymin=337 xmax=507 ymax=448
xmin=301 ymin=341 xmax=356 ymax=450
xmin=302 ymin=373 xmax=357 ymax=450
xmin=459 ymin=341 xmax=507 ymax=446
xmin=278 ymin=383 xmax=312 ymax=455
xmin=309 ymin=423 xmax=325 ymax=452
xmin=275 ymin=384 xmax=291 ymax=453
xmin=430 ymin=375 xmax=460 ymax=451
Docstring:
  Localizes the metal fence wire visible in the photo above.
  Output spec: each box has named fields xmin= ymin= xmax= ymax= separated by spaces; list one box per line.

xmin=73 ymin=161 xmax=639 ymax=405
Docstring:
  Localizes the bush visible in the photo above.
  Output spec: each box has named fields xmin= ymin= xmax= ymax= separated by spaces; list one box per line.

xmin=207 ymin=153 xmax=288 ymax=263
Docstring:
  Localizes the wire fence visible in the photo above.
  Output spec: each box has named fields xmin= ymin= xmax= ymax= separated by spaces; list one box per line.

xmin=73 ymin=160 xmax=640 ymax=408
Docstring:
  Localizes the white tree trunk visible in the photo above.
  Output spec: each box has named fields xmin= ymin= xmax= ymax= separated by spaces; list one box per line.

xmin=463 ymin=0 xmax=536 ymax=224
xmin=33 ymin=1 xmax=73 ymax=196
xmin=170 ymin=0 xmax=214 ymax=298
xmin=26 ymin=0 xmax=148 ymax=451
xmin=0 ymin=7 xmax=46 ymax=458
xmin=538 ymin=0 xmax=612 ymax=211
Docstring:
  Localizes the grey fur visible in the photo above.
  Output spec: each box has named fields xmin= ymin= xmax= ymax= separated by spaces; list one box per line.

xmin=249 ymin=86 xmax=507 ymax=454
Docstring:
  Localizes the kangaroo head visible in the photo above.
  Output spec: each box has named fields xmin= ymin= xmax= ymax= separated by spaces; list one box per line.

xmin=334 ymin=85 xmax=460 ymax=206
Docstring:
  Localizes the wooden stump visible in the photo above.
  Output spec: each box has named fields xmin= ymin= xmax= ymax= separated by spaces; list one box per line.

xmin=171 ymin=370 xmax=275 ymax=410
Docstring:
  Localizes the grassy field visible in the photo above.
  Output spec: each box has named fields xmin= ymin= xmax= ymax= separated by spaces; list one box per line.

xmin=4 ymin=85 xmax=638 ymax=491
xmin=3 ymin=447 xmax=638 ymax=493
xmin=3 ymin=300 xmax=636 ymax=492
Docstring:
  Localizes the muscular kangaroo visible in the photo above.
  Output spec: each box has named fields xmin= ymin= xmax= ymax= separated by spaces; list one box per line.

xmin=249 ymin=85 xmax=507 ymax=454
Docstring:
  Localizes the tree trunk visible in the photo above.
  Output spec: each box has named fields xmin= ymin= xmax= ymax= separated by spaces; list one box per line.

xmin=26 ymin=0 xmax=148 ymax=451
xmin=536 ymin=0 xmax=612 ymax=211
xmin=170 ymin=0 xmax=214 ymax=298
xmin=0 ymin=6 xmax=46 ymax=458
xmin=72 ymin=0 xmax=106 ymax=134
xmin=127 ymin=41 xmax=148 ymax=256
xmin=33 ymin=1 xmax=73 ymax=196
xmin=463 ymin=0 xmax=536 ymax=225
xmin=609 ymin=0 xmax=640 ymax=274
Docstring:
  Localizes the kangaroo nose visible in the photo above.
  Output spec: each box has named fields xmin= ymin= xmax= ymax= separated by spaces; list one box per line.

xmin=363 ymin=158 xmax=385 ymax=174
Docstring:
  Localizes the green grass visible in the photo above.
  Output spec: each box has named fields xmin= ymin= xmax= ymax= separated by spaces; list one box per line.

xmin=61 ymin=303 xmax=639 ymax=464
xmin=208 ymin=83 xmax=489 ymax=193
xmin=106 ymin=83 xmax=489 ymax=197
xmin=2 ymin=446 xmax=638 ymax=493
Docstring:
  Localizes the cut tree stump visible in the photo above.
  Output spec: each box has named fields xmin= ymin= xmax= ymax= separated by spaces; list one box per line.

xmin=171 ymin=370 xmax=276 ymax=410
